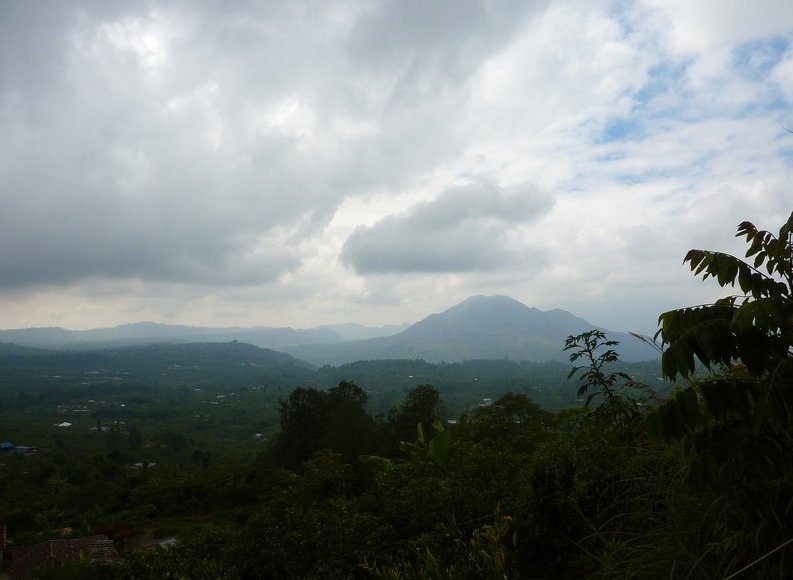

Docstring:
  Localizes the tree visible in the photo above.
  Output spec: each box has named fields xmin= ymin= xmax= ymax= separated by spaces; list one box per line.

xmin=658 ymin=211 xmax=793 ymax=380
xmin=469 ymin=392 xmax=553 ymax=451
xmin=647 ymin=211 xmax=793 ymax=578
xmin=323 ymin=380 xmax=373 ymax=465
xmin=652 ymin=211 xmax=793 ymax=437
xmin=272 ymin=387 xmax=328 ymax=469
xmin=389 ymin=384 xmax=444 ymax=442
xmin=327 ymin=380 xmax=368 ymax=407
xmin=270 ymin=382 xmax=376 ymax=470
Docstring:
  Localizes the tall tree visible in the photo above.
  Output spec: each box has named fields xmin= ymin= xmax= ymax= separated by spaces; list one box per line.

xmin=324 ymin=380 xmax=373 ymax=464
xmin=469 ymin=392 xmax=553 ymax=451
xmin=648 ymin=211 xmax=793 ymax=578
xmin=389 ymin=384 xmax=444 ymax=442
xmin=273 ymin=387 xmax=329 ymax=470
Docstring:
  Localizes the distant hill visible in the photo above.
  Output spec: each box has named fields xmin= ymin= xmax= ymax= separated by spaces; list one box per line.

xmin=0 ymin=341 xmax=316 ymax=383
xmin=0 ymin=322 xmax=399 ymax=351
xmin=315 ymin=322 xmax=410 ymax=341
xmin=0 ymin=342 xmax=49 ymax=357
xmin=283 ymin=295 xmax=658 ymax=365
xmin=0 ymin=296 xmax=658 ymax=365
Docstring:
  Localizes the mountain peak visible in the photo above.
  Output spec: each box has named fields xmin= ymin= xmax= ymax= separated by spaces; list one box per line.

xmin=283 ymin=295 xmax=659 ymax=364
xmin=456 ymin=294 xmax=531 ymax=308
xmin=405 ymin=295 xmax=577 ymax=338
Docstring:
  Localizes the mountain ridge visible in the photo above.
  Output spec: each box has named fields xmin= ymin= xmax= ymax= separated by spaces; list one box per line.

xmin=0 ymin=321 xmax=403 ymax=350
xmin=0 ymin=296 xmax=658 ymax=364
xmin=283 ymin=295 xmax=657 ymax=365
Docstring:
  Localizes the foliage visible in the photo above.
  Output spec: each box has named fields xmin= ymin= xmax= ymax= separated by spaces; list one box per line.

xmin=658 ymin=211 xmax=793 ymax=379
xmin=467 ymin=392 xmax=554 ymax=452
xmin=416 ymin=410 xmax=452 ymax=470
xmin=389 ymin=384 xmax=444 ymax=443
xmin=364 ymin=511 xmax=519 ymax=579
xmin=564 ymin=330 xmax=651 ymax=424
xmin=648 ymin=211 xmax=793 ymax=578
xmin=267 ymin=381 xmax=382 ymax=471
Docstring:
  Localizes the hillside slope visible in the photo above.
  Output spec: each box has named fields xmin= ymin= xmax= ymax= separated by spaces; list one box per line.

xmin=284 ymin=295 xmax=657 ymax=365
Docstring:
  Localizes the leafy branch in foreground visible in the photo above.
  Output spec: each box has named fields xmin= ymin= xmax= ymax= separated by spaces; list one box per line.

xmin=650 ymin=212 xmax=793 ymax=440
xmin=645 ymin=211 xmax=793 ymax=578
xmin=564 ymin=330 xmax=648 ymax=424
xmin=657 ymin=211 xmax=793 ymax=379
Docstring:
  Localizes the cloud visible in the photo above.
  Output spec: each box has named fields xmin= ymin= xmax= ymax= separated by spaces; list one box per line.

xmin=341 ymin=179 xmax=553 ymax=273
xmin=0 ymin=1 xmax=543 ymax=292
xmin=641 ymin=0 xmax=793 ymax=54
xmin=0 ymin=0 xmax=792 ymax=333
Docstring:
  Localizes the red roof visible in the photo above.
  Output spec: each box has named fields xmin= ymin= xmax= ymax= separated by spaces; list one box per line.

xmin=9 ymin=535 xmax=118 ymax=579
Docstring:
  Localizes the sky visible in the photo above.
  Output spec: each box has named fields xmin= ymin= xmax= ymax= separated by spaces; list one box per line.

xmin=2 ymin=0 xmax=793 ymax=335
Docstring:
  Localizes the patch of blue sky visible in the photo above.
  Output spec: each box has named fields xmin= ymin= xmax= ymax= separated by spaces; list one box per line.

xmin=608 ymin=0 xmax=636 ymax=36
xmin=732 ymin=36 xmax=790 ymax=81
xmin=777 ymin=146 xmax=793 ymax=167
xmin=598 ymin=117 xmax=642 ymax=144
xmin=634 ymin=60 xmax=689 ymax=108
xmin=596 ymin=60 xmax=691 ymax=144
xmin=616 ymin=172 xmax=655 ymax=186
xmin=594 ymin=150 xmax=627 ymax=163
xmin=616 ymin=168 xmax=679 ymax=186
xmin=735 ymin=87 xmax=790 ymax=118
xmin=615 ymin=152 xmax=713 ymax=186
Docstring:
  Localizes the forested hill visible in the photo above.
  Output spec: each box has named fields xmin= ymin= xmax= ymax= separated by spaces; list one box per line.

xmin=0 ymin=339 xmax=661 ymax=414
xmin=284 ymin=295 xmax=658 ymax=365
xmin=0 ymin=341 xmax=316 ymax=385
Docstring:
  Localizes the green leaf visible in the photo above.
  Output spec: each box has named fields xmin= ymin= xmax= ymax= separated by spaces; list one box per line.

xmin=431 ymin=412 xmax=445 ymax=434
xmin=428 ymin=430 xmax=452 ymax=469
xmin=738 ymin=266 xmax=752 ymax=294
xmin=745 ymin=238 xmax=762 ymax=257
xmin=678 ymin=387 xmax=701 ymax=429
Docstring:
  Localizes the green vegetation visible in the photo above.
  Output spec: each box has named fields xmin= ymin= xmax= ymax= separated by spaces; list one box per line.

xmin=1 ymin=212 xmax=791 ymax=578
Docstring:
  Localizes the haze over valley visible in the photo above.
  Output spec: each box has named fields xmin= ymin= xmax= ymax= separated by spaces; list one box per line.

xmin=0 ymin=295 xmax=658 ymax=364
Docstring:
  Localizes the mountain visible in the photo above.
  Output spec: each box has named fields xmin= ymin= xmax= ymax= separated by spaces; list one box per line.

xmin=0 ymin=322 xmax=358 ymax=350
xmin=0 ymin=296 xmax=658 ymax=365
xmin=0 ymin=327 xmax=76 ymax=349
xmin=283 ymin=295 xmax=658 ymax=365
xmin=315 ymin=322 xmax=410 ymax=341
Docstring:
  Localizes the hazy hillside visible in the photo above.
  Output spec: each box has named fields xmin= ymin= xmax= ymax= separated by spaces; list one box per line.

xmin=0 ymin=322 xmax=350 ymax=350
xmin=315 ymin=322 xmax=410 ymax=341
xmin=0 ymin=342 xmax=49 ymax=357
xmin=284 ymin=295 xmax=659 ymax=365
xmin=0 ymin=296 xmax=658 ymax=365
xmin=0 ymin=341 xmax=316 ymax=387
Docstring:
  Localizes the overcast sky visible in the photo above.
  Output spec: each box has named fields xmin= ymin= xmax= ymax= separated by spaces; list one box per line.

xmin=2 ymin=0 xmax=792 ymax=334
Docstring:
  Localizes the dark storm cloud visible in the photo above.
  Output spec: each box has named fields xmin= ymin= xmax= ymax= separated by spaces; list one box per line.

xmin=0 ymin=0 xmax=542 ymax=291
xmin=341 ymin=180 xmax=553 ymax=274
xmin=344 ymin=0 xmax=539 ymax=91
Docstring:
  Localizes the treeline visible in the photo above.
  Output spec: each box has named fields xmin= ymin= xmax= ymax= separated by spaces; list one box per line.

xmin=0 ymin=345 xmax=662 ymax=414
